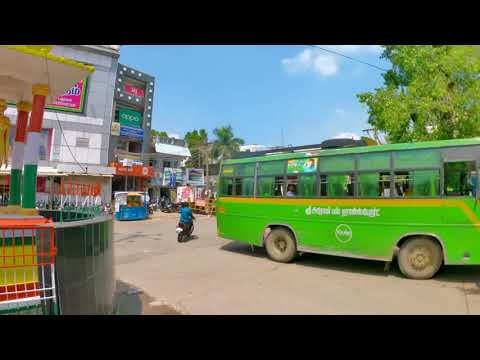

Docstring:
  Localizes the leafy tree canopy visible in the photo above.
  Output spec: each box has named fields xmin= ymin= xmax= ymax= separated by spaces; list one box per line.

xmin=358 ymin=45 xmax=480 ymax=143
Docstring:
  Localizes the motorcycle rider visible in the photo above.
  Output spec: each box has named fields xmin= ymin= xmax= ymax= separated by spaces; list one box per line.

xmin=178 ymin=202 xmax=195 ymax=241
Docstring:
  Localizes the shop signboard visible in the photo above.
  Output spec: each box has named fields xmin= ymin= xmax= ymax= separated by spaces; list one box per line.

xmin=120 ymin=126 xmax=144 ymax=141
xmin=177 ymin=186 xmax=194 ymax=203
xmin=186 ymin=168 xmax=205 ymax=186
xmin=195 ymin=199 xmax=206 ymax=207
xmin=46 ymin=79 xmax=88 ymax=113
xmin=112 ymin=162 xmax=154 ymax=177
xmin=287 ymin=158 xmax=317 ymax=174
xmin=124 ymin=83 xmax=145 ymax=98
xmin=163 ymin=168 xmax=184 ymax=187
xmin=111 ymin=122 xmax=120 ymax=136
xmin=119 ymin=108 xmax=142 ymax=128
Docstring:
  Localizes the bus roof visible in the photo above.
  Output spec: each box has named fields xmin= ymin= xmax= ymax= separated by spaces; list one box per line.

xmin=223 ymin=137 xmax=480 ymax=165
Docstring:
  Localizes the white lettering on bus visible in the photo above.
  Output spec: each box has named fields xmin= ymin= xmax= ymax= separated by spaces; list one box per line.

xmin=305 ymin=206 xmax=380 ymax=218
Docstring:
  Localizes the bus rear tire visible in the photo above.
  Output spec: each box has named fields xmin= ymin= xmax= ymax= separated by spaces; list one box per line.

xmin=398 ymin=237 xmax=443 ymax=280
xmin=265 ymin=228 xmax=297 ymax=263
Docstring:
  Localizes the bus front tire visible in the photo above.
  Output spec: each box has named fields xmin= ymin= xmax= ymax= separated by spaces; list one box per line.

xmin=397 ymin=237 xmax=443 ymax=280
xmin=265 ymin=228 xmax=297 ymax=263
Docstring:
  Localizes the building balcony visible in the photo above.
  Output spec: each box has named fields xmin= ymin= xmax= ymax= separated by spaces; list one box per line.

xmin=115 ymin=149 xmax=142 ymax=161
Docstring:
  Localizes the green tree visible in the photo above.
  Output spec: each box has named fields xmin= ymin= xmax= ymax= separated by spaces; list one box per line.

xmin=212 ymin=125 xmax=245 ymax=160
xmin=357 ymin=45 xmax=480 ymax=143
xmin=184 ymin=129 xmax=208 ymax=168
xmin=151 ymin=129 xmax=169 ymax=137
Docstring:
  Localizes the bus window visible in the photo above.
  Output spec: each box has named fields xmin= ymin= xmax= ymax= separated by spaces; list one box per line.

xmin=220 ymin=178 xmax=234 ymax=196
xmin=320 ymin=155 xmax=355 ymax=172
xmin=257 ymin=177 xmax=274 ymax=197
xmin=393 ymin=149 xmax=440 ymax=169
xmin=358 ymin=152 xmax=391 ymax=171
xmin=286 ymin=176 xmax=298 ymax=197
xmin=235 ymin=177 xmax=254 ymax=197
xmin=444 ymin=161 xmax=477 ymax=197
xmin=358 ymin=172 xmax=391 ymax=197
xmin=258 ymin=161 xmax=285 ymax=176
xmin=319 ymin=175 xmax=328 ymax=196
xmin=257 ymin=176 xmax=285 ymax=197
xmin=273 ymin=176 xmax=286 ymax=197
xmin=327 ymin=174 xmax=355 ymax=197
xmin=234 ymin=178 xmax=242 ymax=196
xmin=236 ymin=163 xmax=256 ymax=177
xmin=394 ymin=170 xmax=439 ymax=197
xmin=298 ymin=175 xmax=316 ymax=197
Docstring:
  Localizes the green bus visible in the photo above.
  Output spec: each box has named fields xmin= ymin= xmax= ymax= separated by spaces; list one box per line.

xmin=216 ymin=138 xmax=480 ymax=279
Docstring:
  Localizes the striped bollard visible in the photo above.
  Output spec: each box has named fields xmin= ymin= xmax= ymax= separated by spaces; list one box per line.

xmin=9 ymin=102 xmax=32 ymax=208
xmin=22 ymin=85 xmax=49 ymax=214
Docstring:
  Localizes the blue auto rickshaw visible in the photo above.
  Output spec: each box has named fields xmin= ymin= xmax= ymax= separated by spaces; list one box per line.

xmin=114 ymin=191 xmax=148 ymax=221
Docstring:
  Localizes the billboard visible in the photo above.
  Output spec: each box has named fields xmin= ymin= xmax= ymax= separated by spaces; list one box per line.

xmin=163 ymin=168 xmax=184 ymax=187
xmin=186 ymin=168 xmax=205 ymax=186
xmin=120 ymin=126 xmax=144 ymax=141
xmin=123 ymin=83 xmax=145 ymax=98
xmin=118 ymin=108 xmax=142 ymax=128
xmin=287 ymin=158 xmax=317 ymax=174
xmin=46 ymin=78 xmax=88 ymax=113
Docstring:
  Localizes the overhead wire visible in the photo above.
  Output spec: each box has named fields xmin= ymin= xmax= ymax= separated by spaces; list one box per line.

xmin=307 ymin=45 xmax=389 ymax=73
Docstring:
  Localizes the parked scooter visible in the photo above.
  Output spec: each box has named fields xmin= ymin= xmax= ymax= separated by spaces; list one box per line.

xmin=148 ymin=202 xmax=155 ymax=215
xmin=161 ymin=198 xmax=177 ymax=213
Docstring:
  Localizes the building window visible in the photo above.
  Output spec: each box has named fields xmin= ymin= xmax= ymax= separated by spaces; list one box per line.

xmin=75 ymin=137 xmax=90 ymax=148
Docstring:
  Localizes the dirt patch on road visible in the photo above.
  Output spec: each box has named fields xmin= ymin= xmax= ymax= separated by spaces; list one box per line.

xmin=115 ymin=280 xmax=183 ymax=315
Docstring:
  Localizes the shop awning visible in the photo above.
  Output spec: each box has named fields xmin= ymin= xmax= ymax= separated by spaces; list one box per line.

xmin=155 ymin=143 xmax=191 ymax=157
xmin=0 ymin=45 xmax=95 ymax=104
xmin=0 ymin=166 xmax=64 ymax=177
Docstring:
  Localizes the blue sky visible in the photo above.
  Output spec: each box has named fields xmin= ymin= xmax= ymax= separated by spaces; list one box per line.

xmin=119 ymin=45 xmax=391 ymax=147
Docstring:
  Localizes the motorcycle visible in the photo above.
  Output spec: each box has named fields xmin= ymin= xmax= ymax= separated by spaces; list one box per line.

xmin=148 ymin=203 xmax=154 ymax=215
xmin=176 ymin=221 xmax=194 ymax=243
xmin=161 ymin=198 xmax=178 ymax=213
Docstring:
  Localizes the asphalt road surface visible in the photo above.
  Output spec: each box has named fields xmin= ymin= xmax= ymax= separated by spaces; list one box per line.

xmin=114 ymin=212 xmax=480 ymax=315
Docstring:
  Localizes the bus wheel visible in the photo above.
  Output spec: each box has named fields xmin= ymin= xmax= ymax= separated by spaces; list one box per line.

xmin=265 ymin=228 xmax=297 ymax=263
xmin=397 ymin=237 xmax=443 ymax=280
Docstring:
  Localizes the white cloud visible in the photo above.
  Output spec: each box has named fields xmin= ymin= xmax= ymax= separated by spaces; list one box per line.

xmin=334 ymin=132 xmax=360 ymax=140
xmin=282 ymin=49 xmax=338 ymax=77
xmin=282 ymin=45 xmax=382 ymax=77
xmin=168 ymin=132 xmax=181 ymax=139
xmin=335 ymin=108 xmax=346 ymax=116
xmin=319 ymin=45 xmax=383 ymax=55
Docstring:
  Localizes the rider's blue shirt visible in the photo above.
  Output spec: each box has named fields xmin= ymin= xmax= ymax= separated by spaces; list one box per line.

xmin=179 ymin=207 xmax=193 ymax=224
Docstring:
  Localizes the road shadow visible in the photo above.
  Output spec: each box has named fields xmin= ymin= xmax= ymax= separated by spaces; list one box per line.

xmin=220 ymin=241 xmax=480 ymax=286
xmin=181 ymin=235 xmax=199 ymax=243
xmin=114 ymin=280 xmax=182 ymax=315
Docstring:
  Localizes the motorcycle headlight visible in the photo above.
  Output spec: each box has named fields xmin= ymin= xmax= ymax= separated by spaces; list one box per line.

xmin=175 ymin=228 xmax=183 ymax=234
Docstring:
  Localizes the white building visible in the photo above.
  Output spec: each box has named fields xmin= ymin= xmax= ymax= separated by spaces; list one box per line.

xmin=5 ymin=45 xmax=120 ymax=203
xmin=240 ymin=144 xmax=272 ymax=152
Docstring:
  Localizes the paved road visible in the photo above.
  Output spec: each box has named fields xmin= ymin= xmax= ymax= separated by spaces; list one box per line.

xmin=114 ymin=213 xmax=480 ymax=314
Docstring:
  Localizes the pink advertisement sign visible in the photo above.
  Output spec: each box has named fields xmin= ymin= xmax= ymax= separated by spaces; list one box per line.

xmin=46 ymin=78 xmax=88 ymax=113
xmin=123 ymin=83 xmax=145 ymax=98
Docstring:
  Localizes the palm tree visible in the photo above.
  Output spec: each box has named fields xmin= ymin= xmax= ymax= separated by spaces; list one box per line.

xmin=185 ymin=129 xmax=208 ymax=168
xmin=212 ymin=126 xmax=245 ymax=161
